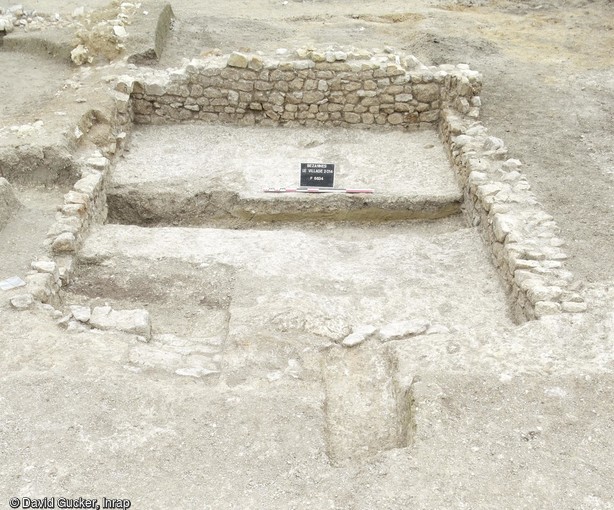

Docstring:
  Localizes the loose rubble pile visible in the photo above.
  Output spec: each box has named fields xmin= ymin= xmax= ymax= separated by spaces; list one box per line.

xmin=0 ymin=3 xmax=143 ymax=65
xmin=71 ymin=3 xmax=142 ymax=65
xmin=125 ymin=47 xmax=481 ymax=129
xmin=0 ymin=4 xmax=47 ymax=33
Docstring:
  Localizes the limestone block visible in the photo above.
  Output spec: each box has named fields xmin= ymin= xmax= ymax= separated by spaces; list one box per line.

xmin=73 ymin=171 xmax=106 ymax=196
xmin=527 ymin=285 xmax=563 ymax=304
xmin=453 ymin=135 xmax=473 ymax=148
xmin=412 ymin=83 xmax=439 ymax=102
xmin=31 ymin=260 xmax=60 ymax=283
xmin=379 ymin=320 xmax=429 ymax=342
xmin=10 ymin=294 xmax=34 ymax=310
xmin=47 ymin=217 xmax=82 ymax=237
xmin=52 ymin=232 xmax=77 ymax=253
xmin=247 ymin=56 xmax=263 ymax=71
xmin=344 ymin=112 xmax=361 ymax=123
xmin=64 ymin=191 xmax=90 ymax=206
xmin=483 ymin=136 xmax=505 ymax=151
xmin=86 ymin=156 xmax=110 ymax=172
xmin=143 ymin=77 xmax=169 ymax=96
xmin=534 ymin=301 xmax=562 ymax=318
xmin=419 ymin=110 xmax=439 ymax=122
xmin=342 ymin=325 xmax=377 ymax=348
xmin=90 ymin=306 xmax=152 ymax=340
xmin=561 ymin=301 xmax=587 ymax=313
xmin=387 ymin=113 xmax=404 ymax=125
xmin=492 ymin=213 xmax=518 ymax=243
xmin=70 ymin=305 xmax=91 ymax=323
xmin=61 ymin=204 xmax=86 ymax=217
xmin=26 ymin=273 xmax=55 ymax=303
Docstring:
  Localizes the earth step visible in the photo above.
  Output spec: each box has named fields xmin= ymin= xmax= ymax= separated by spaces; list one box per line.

xmin=108 ymin=124 xmax=462 ymax=225
xmin=78 ymin=223 xmax=513 ymax=341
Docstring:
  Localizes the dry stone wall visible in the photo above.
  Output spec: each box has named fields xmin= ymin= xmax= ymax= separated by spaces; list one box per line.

xmin=122 ymin=50 xmax=481 ymax=129
xmin=439 ymin=110 xmax=587 ymax=321
xmin=11 ymin=47 xmax=583 ymax=323
xmin=16 ymin=89 xmax=134 ymax=309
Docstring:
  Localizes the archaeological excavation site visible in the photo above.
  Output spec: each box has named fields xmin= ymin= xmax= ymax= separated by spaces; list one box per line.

xmin=1 ymin=0 xmax=613 ymax=508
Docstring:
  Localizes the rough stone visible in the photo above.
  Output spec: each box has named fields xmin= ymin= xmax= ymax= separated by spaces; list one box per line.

xmin=227 ymin=52 xmax=249 ymax=68
xmin=70 ymin=305 xmax=92 ymax=323
xmin=10 ymin=293 xmax=34 ymax=310
xmin=484 ymin=136 xmax=505 ymax=151
xmin=342 ymin=325 xmax=377 ymax=348
xmin=25 ymin=273 xmax=55 ymax=303
xmin=31 ymin=260 xmax=60 ymax=284
xmin=534 ymin=301 xmax=562 ymax=317
xmin=70 ymin=44 xmax=91 ymax=66
xmin=387 ymin=113 xmax=404 ymax=125
xmin=90 ymin=306 xmax=152 ymax=340
xmin=412 ymin=83 xmax=439 ymax=102
xmin=561 ymin=301 xmax=588 ymax=313
xmin=379 ymin=320 xmax=429 ymax=342
xmin=52 ymin=232 xmax=77 ymax=253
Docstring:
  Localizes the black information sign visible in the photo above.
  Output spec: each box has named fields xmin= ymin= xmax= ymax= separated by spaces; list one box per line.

xmin=300 ymin=163 xmax=335 ymax=187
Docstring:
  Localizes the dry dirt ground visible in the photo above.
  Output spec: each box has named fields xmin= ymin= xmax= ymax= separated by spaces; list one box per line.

xmin=1 ymin=0 xmax=614 ymax=509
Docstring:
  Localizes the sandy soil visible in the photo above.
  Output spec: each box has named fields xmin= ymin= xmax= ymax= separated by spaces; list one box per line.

xmin=0 ymin=52 xmax=72 ymax=122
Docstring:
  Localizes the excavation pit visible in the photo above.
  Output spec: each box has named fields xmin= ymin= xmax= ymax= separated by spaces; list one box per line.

xmin=108 ymin=124 xmax=463 ymax=226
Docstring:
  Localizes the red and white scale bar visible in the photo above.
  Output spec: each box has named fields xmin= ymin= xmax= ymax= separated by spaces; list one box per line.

xmin=263 ymin=187 xmax=374 ymax=194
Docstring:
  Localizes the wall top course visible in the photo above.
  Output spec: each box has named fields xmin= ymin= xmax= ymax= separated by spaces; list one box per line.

xmin=117 ymin=48 xmax=482 ymax=97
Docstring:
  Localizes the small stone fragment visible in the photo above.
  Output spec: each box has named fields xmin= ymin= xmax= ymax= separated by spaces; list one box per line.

xmin=70 ymin=305 xmax=91 ymax=323
xmin=483 ymin=136 xmax=505 ymax=151
xmin=426 ymin=324 xmax=450 ymax=335
xmin=0 ymin=276 xmax=26 ymax=291
xmin=10 ymin=293 xmax=34 ymax=310
xmin=342 ymin=325 xmax=376 ymax=347
xmin=379 ymin=320 xmax=429 ymax=342
xmin=561 ymin=301 xmax=587 ymax=313
xmin=112 ymin=25 xmax=127 ymax=38
xmin=71 ymin=44 xmax=91 ymax=66
xmin=176 ymin=367 xmax=220 ymax=378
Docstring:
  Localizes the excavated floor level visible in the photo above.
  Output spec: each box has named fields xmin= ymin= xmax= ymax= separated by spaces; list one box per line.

xmin=108 ymin=124 xmax=462 ymax=225
xmin=72 ymin=217 xmax=513 ymax=464
xmin=66 ymin=122 xmax=514 ymax=464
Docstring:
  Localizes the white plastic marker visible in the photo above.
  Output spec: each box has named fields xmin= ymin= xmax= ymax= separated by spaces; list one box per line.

xmin=264 ymin=187 xmax=374 ymax=194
